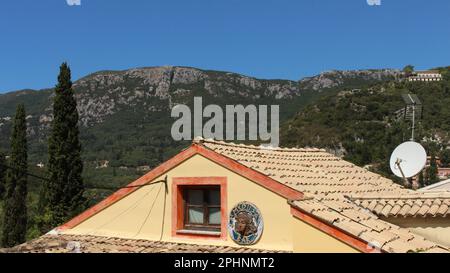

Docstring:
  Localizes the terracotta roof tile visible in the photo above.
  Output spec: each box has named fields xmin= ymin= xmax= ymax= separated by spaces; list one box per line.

xmin=0 ymin=234 xmax=287 ymax=253
xmin=350 ymin=193 xmax=450 ymax=218
xmin=201 ymin=139 xmax=406 ymax=197
xmin=334 ymin=220 xmax=368 ymax=237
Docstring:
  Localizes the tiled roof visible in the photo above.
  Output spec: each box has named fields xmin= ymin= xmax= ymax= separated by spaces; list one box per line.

xmin=0 ymin=234 xmax=287 ymax=253
xmin=198 ymin=139 xmax=449 ymax=253
xmin=290 ymin=199 xmax=447 ymax=253
xmin=200 ymin=139 xmax=407 ymax=197
xmin=350 ymin=193 xmax=450 ymax=218
xmin=415 ymin=70 xmax=441 ymax=74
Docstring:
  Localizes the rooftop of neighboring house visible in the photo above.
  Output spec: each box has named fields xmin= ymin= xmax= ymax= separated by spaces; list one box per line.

xmin=414 ymin=70 xmax=442 ymax=75
xmin=419 ymin=179 xmax=450 ymax=192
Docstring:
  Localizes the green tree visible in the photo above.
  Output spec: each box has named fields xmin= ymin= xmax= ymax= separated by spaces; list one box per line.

xmin=418 ymin=171 xmax=425 ymax=188
xmin=440 ymin=149 xmax=450 ymax=167
xmin=403 ymin=65 xmax=415 ymax=77
xmin=38 ymin=63 xmax=85 ymax=232
xmin=0 ymin=152 xmax=6 ymax=198
xmin=1 ymin=104 xmax=28 ymax=247
xmin=427 ymin=154 xmax=439 ymax=185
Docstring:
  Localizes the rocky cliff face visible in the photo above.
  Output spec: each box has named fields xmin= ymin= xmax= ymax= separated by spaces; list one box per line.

xmin=299 ymin=69 xmax=401 ymax=91
xmin=67 ymin=66 xmax=303 ymax=126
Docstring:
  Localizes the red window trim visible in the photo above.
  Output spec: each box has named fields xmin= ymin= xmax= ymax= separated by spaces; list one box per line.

xmin=172 ymin=177 xmax=227 ymax=240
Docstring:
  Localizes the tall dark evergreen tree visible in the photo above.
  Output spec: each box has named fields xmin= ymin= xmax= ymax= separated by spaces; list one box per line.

xmin=418 ymin=171 xmax=425 ymax=188
xmin=0 ymin=152 xmax=6 ymax=198
xmin=440 ymin=149 xmax=450 ymax=168
xmin=1 ymin=104 xmax=28 ymax=247
xmin=427 ymin=155 xmax=439 ymax=185
xmin=38 ymin=63 xmax=85 ymax=232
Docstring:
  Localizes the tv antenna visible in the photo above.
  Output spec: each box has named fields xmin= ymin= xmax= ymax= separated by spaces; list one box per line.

xmin=401 ymin=94 xmax=422 ymax=141
xmin=389 ymin=141 xmax=427 ymax=187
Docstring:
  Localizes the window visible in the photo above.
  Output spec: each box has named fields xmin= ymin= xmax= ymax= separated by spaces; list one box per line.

xmin=172 ymin=177 xmax=227 ymax=240
xmin=183 ymin=186 xmax=221 ymax=231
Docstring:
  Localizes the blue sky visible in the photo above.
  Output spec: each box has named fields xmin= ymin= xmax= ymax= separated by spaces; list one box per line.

xmin=0 ymin=0 xmax=449 ymax=93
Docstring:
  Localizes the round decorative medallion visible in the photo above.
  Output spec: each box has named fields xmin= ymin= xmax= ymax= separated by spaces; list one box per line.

xmin=227 ymin=201 xmax=263 ymax=245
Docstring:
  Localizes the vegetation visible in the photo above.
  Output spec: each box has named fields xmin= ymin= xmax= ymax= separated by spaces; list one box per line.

xmin=38 ymin=63 xmax=86 ymax=233
xmin=418 ymin=171 xmax=425 ymax=188
xmin=0 ymin=152 xmax=6 ymax=198
xmin=427 ymin=155 xmax=439 ymax=185
xmin=281 ymin=66 xmax=450 ymax=182
xmin=440 ymin=149 xmax=450 ymax=167
xmin=403 ymin=65 xmax=415 ymax=77
xmin=1 ymin=104 xmax=28 ymax=247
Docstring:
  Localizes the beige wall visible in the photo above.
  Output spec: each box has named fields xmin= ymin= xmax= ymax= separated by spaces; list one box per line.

xmin=291 ymin=216 xmax=359 ymax=253
xmin=384 ymin=217 xmax=450 ymax=247
xmin=65 ymin=154 xmax=294 ymax=251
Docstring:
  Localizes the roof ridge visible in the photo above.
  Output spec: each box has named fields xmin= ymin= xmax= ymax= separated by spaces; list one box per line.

xmin=194 ymin=137 xmax=327 ymax=152
xmin=350 ymin=194 xmax=450 ymax=200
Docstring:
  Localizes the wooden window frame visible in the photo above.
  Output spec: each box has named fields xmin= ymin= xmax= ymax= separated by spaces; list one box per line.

xmin=183 ymin=186 xmax=221 ymax=231
xmin=172 ymin=177 xmax=227 ymax=240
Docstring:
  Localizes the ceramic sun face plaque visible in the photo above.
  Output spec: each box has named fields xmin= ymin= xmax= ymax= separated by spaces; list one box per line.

xmin=227 ymin=201 xmax=264 ymax=245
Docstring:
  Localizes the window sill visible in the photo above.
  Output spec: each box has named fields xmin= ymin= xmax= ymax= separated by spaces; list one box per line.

xmin=176 ymin=229 xmax=221 ymax=237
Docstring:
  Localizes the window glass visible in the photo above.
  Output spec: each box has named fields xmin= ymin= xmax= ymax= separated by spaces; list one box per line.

xmin=208 ymin=189 xmax=220 ymax=206
xmin=187 ymin=189 xmax=203 ymax=205
xmin=183 ymin=186 xmax=221 ymax=230
xmin=188 ymin=207 xmax=204 ymax=224
xmin=208 ymin=207 xmax=221 ymax=225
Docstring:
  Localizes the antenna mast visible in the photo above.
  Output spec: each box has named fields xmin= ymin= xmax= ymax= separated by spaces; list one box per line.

xmin=408 ymin=94 xmax=416 ymax=141
xmin=401 ymin=94 xmax=422 ymax=142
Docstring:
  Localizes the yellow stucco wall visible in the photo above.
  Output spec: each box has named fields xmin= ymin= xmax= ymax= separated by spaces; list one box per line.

xmin=383 ymin=217 xmax=450 ymax=247
xmin=63 ymin=153 xmax=362 ymax=252
xmin=291 ymin=216 xmax=359 ymax=253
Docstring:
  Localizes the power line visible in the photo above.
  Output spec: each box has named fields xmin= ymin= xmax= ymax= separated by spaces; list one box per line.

xmin=0 ymin=162 xmax=50 ymax=181
xmin=0 ymin=162 xmax=167 ymax=191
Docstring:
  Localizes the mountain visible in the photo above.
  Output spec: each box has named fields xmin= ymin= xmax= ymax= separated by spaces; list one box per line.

xmin=0 ymin=66 xmax=401 ymax=189
xmin=281 ymin=67 xmax=450 ymax=181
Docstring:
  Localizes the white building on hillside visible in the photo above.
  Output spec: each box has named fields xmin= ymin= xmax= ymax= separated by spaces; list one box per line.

xmin=408 ymin=71 xmax=443 ymax=82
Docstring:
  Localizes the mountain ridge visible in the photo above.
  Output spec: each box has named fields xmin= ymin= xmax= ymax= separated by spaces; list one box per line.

xmin=0 ymin=66 xmax=403 ymax=172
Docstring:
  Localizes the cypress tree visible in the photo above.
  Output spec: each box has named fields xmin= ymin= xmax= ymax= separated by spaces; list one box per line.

xmin=0 ymin=151 xmax=6 ymax=198
xmin=428 ymin=155 xmax=439 ymax=185
xmin=418 ymin=171 xmax=425 ymax=188
xmin=1 ymin=104 xmax=28 ymax=247
xmin=38 ymin=63 xmax=85 ymax=232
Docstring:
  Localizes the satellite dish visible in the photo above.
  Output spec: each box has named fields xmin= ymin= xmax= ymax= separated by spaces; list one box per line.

xmin=389 ymin=141 xmax=427 ymax=179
